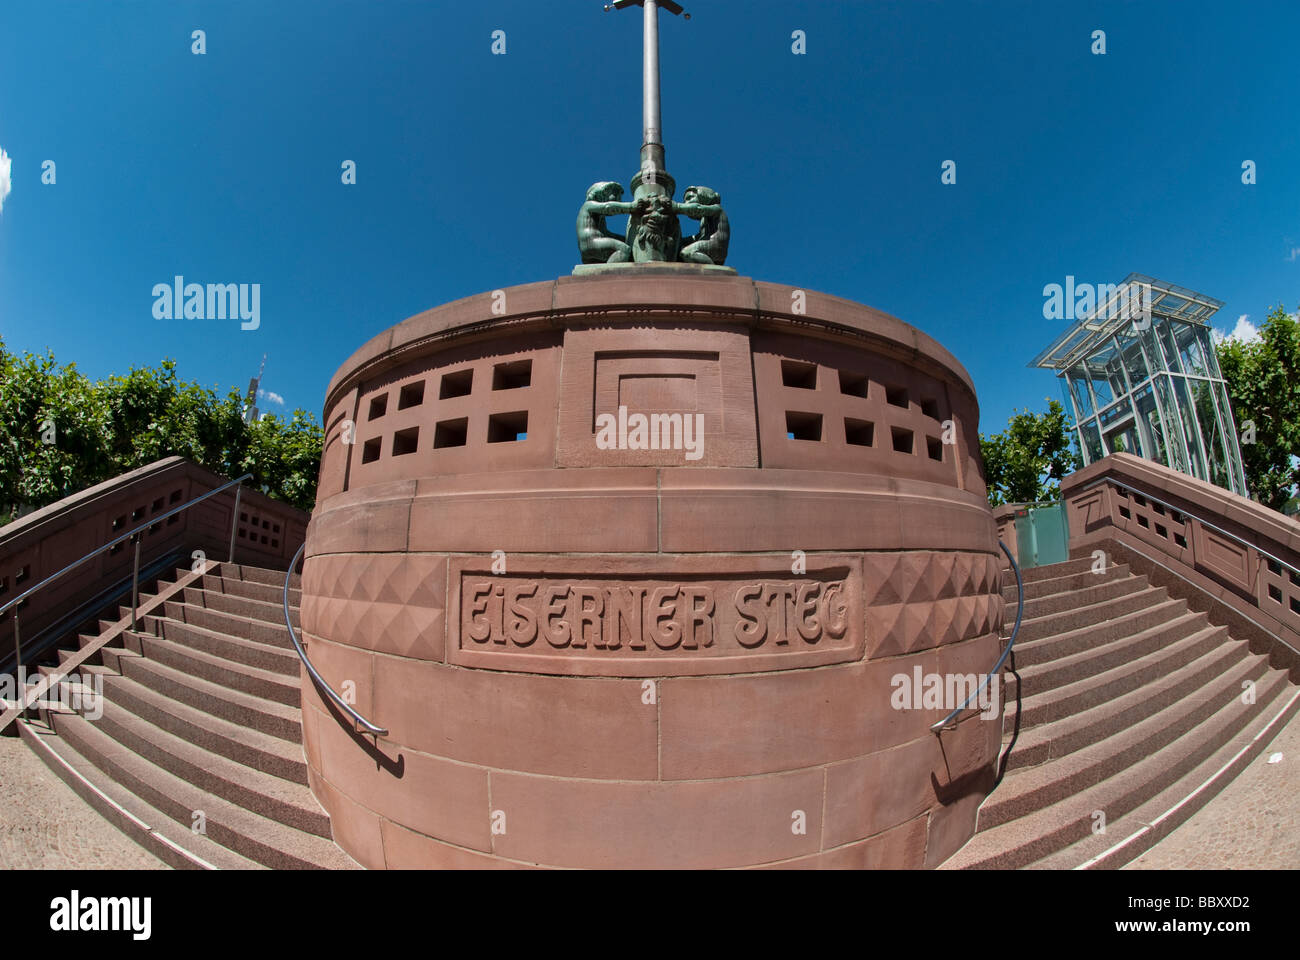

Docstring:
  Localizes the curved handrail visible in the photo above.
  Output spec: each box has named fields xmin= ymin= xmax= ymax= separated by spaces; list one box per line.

xmin=930 ymin=539 xmax=1024 ymax=733
xmin=0 ymin=472 xmax=253 ymax=621
xmin=282 ymin=543 xmax=388 ymax=738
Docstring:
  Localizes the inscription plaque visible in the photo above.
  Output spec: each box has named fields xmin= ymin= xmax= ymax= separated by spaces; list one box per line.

xmin=447 ymin=555 xmax=865 ymax=676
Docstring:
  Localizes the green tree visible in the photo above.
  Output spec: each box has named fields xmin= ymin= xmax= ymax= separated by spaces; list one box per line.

xmin=1215 ymin=304 xmax=1300 ymax=510
xmin=0 ymin=338 xmax=323 ymax=523
xmin=980 ymin=399 xmax=1081 ymax=506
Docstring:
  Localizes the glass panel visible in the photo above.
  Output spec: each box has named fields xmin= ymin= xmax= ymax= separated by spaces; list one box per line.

xmin=1132 ymin=384 xmax=1166 ymax=464
xmin=1199 ymin=326 xmax=1226 ymax=379
xmin=1212 ymin=380 xmax=1248 ymax=495
xmin=1115 ymin=326 xmax=1151 ymax=391
xmin=1098 ymin=397 xmax=1132 ymax=432
xmin=1066 ymin=365 xmax=1094 ymax=416
xmin=1189 ymin=378 xmax=1229 ymax=490
xmin=1173 ymin=320 xmax=1210 ymax=377
xmin=1080 ymin=420 xmax=1104 ymax=464
xmin=1153 ymin=374 xmax=1189 ymax=474
xmin=1105 ymin=421 xmax=1140 ymax=457
xmin=1084 ymin=338 xmax=1125 ymax=409
xmin=1059 ymin=378 xmax=1078 ymax=424
xmin=1156 ymin=319 xmax=1182 ymax=373
xmin=1170 ymin=376 xmax=1208 ymax=481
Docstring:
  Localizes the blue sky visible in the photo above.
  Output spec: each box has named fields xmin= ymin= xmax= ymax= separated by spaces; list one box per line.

xmin=1 ymin=0 xmax=1297 ymax=433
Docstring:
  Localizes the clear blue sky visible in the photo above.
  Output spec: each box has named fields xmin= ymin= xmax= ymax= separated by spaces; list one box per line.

xmin=2 ymin=0 xmax=1297 ymax=432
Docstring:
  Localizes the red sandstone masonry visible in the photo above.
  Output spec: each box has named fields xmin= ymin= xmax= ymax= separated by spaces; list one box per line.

xmin=768 ymin=815 xmax=930 ymax=870
xmin=406 ymin=470 xmax=660 ymax=554
xmin=823 ymin=712 xmax=993 ymax=849
xmin=488 ymin=766 xmax=825 ymax=869
xmin=306 ymin=700 xmax=491 ymax=852
xmin=369 ymin=654 xmax=659 ymax=780
xmin=303 ymin=274 xmax=1003 ymax=869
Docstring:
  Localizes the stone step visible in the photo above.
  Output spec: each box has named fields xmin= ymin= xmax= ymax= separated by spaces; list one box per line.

xmin=1012 ymin=574 xmax=1145 ymax=622
xmin=161 ymin=599 xmax=295 ymax=650
xmin=982 ymin=645 xmax=1267 ymax=828
xmin=1031 ymin=683 xmax=1300 ymax=869
xmin=97 ymin=672 xmax=308 ymax=784
xmin=1004 ymin=621 xmax=1234 ymax=731
xmin=940 ymin=666 xmax=1295 ymax=869
xmin=17 ymin=719 xmax=260 ymax=870
xmin=110 ymin=631 xmax=300 ymax=707
xmin=1004 ymin=635 xmax=1258 ymax=771
xmin=181 ymin=586 xmax=300 ymax=630
xmin=202 ymin=572 xmax=301 ymax=607
xmin=97 ymin=647 xmax=301 ymax=742
xmin=48 ymin=712 xmax=355 ymax=869
xmin=145 ymin=614 xmax=299 ymax=676
xmin=1011 ymin=557 xmax=1097 ymax=584
xmin=1001 ymin=563 xmax=1130 ymax=604
xmin=80 ymin=699 xmax=326 ymax=835
xmin=1011 ymin=599 xmax=1195 ymax=669
xmin=1015 ymin=584 xmax=1172 ymax=644
xmin=222 ymin=563 xmax=301 ymax=590
xmin=1007 ymin=613 xmax=1219 ymax=703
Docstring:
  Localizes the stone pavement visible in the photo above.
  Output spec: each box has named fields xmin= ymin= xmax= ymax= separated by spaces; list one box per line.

xmin=0 ymin=730 xmax=165 ymax=870
xmin=1126 ymin=700 xmax=1300 ymax=870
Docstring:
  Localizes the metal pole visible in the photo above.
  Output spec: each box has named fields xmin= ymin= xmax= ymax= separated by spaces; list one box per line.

xmin=12 ymin=612 xmax=20 ymax=673
xmin=130 ymin=534 xmax=141 ymax=633
xmin=643 ymin=0 xmax=661 ymax=149
xmin=228 ymin=484 xmax=243 ymax=565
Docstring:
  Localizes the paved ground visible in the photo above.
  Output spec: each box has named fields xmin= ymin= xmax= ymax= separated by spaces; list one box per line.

xmin=0 ymin=731 xmax=165 ymax=870
xmin=1126 ymin=701 xmax=1300 ymax=870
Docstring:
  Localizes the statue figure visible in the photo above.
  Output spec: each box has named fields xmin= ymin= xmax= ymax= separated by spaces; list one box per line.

xmin=677 ymin=186 xmax=729 ymax=265
xmin=627 ymin=193 xmax=682 ymax=263
xmin=577 ymin=181 xmax=647 ymax=264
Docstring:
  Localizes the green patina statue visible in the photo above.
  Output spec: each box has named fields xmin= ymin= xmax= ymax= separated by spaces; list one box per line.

xmin=678 ymin=186 xmax=729 ymax=265
xmin=578 ymin=182 xmax=729 ymax=266
xmin=577 ymin=182 xmax=650 ymax=264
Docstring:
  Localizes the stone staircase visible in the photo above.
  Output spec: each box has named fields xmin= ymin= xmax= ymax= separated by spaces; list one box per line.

xmin=15 ymin=562 xmax=357 ymax=869
xmin=942 ymin=556 xmax=1300 ymax=869
xmin=15 ymin=554 xmax=1298 ymax=870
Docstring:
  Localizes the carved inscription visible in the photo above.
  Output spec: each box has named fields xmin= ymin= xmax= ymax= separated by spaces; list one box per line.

xmin=449 ymin=558 xmax=865 ymax=678
xmin=464 ymin=579 xmax=850 ymax=652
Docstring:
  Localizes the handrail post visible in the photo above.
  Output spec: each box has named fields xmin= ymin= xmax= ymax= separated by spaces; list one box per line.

xmin=228 ymin=483 xmax=243 ymax=565
xmin=130 ymin=533 xmax=142 ymax=634
xmin=12 ymin=613 xmax=20 ymax=674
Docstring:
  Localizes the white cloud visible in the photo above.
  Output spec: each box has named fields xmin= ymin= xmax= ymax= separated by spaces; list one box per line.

xmin=1213 ymin=313 xmax=1259 ymax=344
xmin=0 ymin=146 xmax=11 ymax=214
xmin=1288 ymin=247 xmax=1300 ymax=262
xmin=257 ymin=388 xmax=285 ymax=406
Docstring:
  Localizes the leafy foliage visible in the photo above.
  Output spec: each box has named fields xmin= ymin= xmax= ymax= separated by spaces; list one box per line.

xmin=0 ymin=338 xmax=323 ymax=524
xmin=980 ymin=399 xmax=1081 ymax=506
xmin=1215 ymin=304 xmax=1300 ymax=511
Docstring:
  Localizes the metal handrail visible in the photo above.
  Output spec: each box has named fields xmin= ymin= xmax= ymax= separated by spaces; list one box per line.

xmin=1080 ymin=475 xmax=1300 ymax=579
xmin=2 ymin=473 xmax=254 ymax=672
xmin=282 ymin=543 xmax=388 ymax=738
xmin=931 ymin=540 xmax=1024 ymax=733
